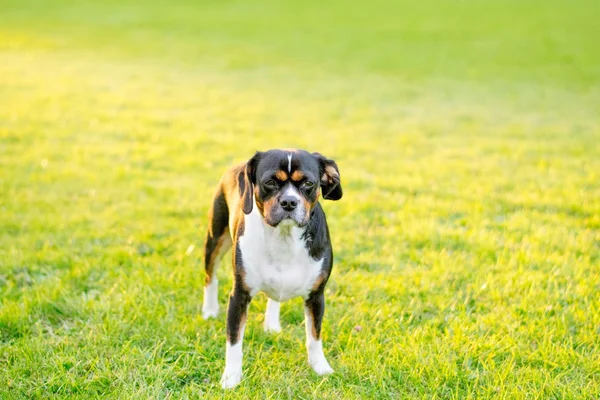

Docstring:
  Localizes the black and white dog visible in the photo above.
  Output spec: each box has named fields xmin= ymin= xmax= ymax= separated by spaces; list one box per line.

xmin=201 ymin=149 xmax=343 ymax=388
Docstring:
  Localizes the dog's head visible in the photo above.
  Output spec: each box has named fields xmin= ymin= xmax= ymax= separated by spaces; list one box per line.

xmin=241 ymin=149 xmax=342 ymax=227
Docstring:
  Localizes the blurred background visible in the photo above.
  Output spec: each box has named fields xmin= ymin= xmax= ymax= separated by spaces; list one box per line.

xmin=1 ymin=0 xmax=599 ymax=398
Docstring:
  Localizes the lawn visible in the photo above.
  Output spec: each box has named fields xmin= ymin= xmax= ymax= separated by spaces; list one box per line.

xmin=1 ymin=0 xmax=599 ymax=398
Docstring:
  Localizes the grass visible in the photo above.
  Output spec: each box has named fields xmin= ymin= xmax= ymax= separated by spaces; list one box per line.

xmin=1 ymin=0 xmax=599 ymax=398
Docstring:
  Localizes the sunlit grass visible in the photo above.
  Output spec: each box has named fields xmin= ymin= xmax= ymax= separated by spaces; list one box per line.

xmin=1 ymin=0 xmax=599 ymax=398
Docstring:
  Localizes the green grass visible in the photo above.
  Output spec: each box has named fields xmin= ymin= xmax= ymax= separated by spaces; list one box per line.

xmin=1 ymin=0 xmax=599 ymax=398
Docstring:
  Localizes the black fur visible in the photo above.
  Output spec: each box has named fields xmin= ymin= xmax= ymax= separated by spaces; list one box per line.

xmin=305 ymin=291 xmax=326 ymax=340
xmin=204 ymin=187 xmax=230 ymax=284
xmin=242 ymin=152 xmax=260 ymax=215
xmin=312 ymin=152 xmax=343 ymax=201
xmin=203 ymin=148 xmax=343 ymax=374
xmin=302 ymin=203 xmax=331 ymax=261
xmin=227 ymin=241 xmax=252 ymax=345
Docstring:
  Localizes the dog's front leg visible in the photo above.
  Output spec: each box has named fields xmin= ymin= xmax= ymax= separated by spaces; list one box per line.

xmin=304 ymin=291 xmax=334 ymax=375
xmin=221 ymin=282 xmax=251 ymax=389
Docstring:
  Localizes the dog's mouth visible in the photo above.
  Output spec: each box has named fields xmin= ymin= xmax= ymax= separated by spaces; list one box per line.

xmin=264 ymin=212 xmax=309 ymax=228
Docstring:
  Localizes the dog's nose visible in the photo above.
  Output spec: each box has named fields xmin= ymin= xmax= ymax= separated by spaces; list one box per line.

xmin=280 ymin=196 xmax=298 ymax=212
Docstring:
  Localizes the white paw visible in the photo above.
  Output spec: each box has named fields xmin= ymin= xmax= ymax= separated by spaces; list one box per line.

xmin=263 ymin=320 xmax=281 ymax=333
xmin=310 ymin=357 xmax=334 ymax=375
xmin=202 ymin=306 xmax=219 ymax=319
xmin=220 ymin=368 xmax=242 ymax=389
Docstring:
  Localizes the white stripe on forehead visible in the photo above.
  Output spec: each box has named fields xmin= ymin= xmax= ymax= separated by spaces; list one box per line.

xmin=287 ymin=153 xmax=292 ymax=173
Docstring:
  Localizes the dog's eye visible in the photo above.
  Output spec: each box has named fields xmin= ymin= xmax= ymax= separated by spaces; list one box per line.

xmin=302 ymin=181 xmax=315 ymax=189
xmin=264 ymin=180 xmax=278 ymax=189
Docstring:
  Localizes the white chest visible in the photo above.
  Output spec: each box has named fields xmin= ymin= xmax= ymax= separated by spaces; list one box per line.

xmin=237 ymin=206 xmax=323 ymax=302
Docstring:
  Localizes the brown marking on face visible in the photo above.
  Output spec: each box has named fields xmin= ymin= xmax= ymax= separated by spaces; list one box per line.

xmin=262 ymin=195 xmax=279 ymax=221
xmin=275 ymin=170 xmax=288 ymax=181
xmin=255 ymin=198 xmax=264 ymax=215
xmin=311 ymin=190 xmax=321 ymax=208
xmin=301 ymin=197 xmax=312 ymax=214
xmin=291 ymin=170 xmax=305 ymax=181
xmin=205 ymin=229 xmax=230 ymax=285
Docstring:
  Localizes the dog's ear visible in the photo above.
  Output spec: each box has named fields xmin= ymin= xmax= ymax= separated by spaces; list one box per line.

xmin=312 ymin=152 xmax=343 ymax=201
xmin=242 ymin=152 xmax=261 ymax=214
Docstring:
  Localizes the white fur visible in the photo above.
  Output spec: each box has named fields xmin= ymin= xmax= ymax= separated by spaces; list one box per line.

xmin=305 ymin=307 xmax=333 ymax=375
xmin=238 ymin=200 xmax=324 ymax=302
xmin=287 ymin=153 xmax=292 ymax=173
xmin=264 ymin=299 xmax=281 ymax=333
xmin=202 ymin=278 xmax=219 ymax=319
xmin=221 ymin=341 xmax=243 ymax=389
xmin=282 ymin=186 xmax=306 ymax=223
xmin=283 ymin=186 xmax=301 ymax=201
xmin=219 ymin=197 xmax=327 ymax=389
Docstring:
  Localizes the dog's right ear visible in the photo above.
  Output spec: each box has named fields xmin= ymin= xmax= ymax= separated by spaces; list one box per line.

xmin=242 ymin=151 xmax=261 ymax=215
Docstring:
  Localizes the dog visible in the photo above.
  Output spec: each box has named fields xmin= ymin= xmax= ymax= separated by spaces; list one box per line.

xmin=201 ymin=149 xmax=343 ymax=388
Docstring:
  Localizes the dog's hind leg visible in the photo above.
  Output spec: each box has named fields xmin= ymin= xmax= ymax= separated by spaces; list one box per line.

xmin=202 ymin=186 xmax=232 ymax=319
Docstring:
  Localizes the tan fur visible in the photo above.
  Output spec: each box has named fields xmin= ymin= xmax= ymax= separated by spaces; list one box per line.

xmin=306 ymin=307 xmax=320 ymax=340
xmin=291 ymin=170 xmax=305 ymax=181
xmin=275 ymin=170 xmax=288 ymax=181
xmin=322 ymin=165 xmax=338 ymax=184
xmin=311 ymin=273 xmax=326 ymax=291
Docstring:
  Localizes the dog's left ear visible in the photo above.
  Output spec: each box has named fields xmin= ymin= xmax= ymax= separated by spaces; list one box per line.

xmin=312 ymin=152 xmax=343 ymax=200
xmin=242 ymin=151 xmax=261 ymax=214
